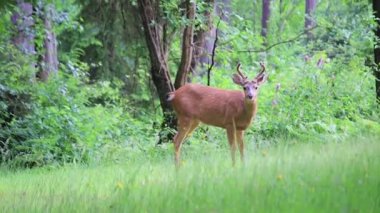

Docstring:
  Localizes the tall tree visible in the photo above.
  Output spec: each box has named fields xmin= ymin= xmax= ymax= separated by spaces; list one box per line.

xmin=305 ymin=0 xmax=316 ymax=39
xmin=138 ymin=0 xmax=197 ymax=143
xmin=261 ymin=0 xmax=271 ymax=39
xmin=373 ymin=0 xmax=380 ymax=102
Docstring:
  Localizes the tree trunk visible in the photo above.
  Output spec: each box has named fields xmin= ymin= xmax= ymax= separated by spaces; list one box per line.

xmin=11 ymin=1 xmax=35 ymax=55
xmin=39 ymin=4 xmax=58 ymax=81
xmin=277 ymin=0 xmax=284 ymax=38
xmin=1 ymin=7 xmax=33 ymax=124
xmin=139 ymin=0 xmax=200 ymax=143
xmin=190 ymin=0 xmax=214 ymax=77
xmin=207 ymin=0 xmax=230 ymax=63
xmin=2 ymin=1 xmax=35 ymax=154
xmin=219 ymin=0 xmax=231 ymax=23
xmin=102 ymin=0 xmax=118 ymax=80
xmin=261 ymin=0 xmax=271 ymax=39
xmin=199 ymin=27 xmax=216 ymax=67
xmin=305 ymin=0 xmax=316 ymax=40
xmin=191 ymin=0 xmax=221 ymax=76
xmin=138 ymin=0 xmax=176 ymax=143
xmin=191 ymin=28 xmax=208 ymax=77
xmin=138 ymin=0 xmax=174 ymax=104
xmin=174 ymin=0 xmax=195 ymax=89
xmin=373 ymin=0 xmax=380 ymax=102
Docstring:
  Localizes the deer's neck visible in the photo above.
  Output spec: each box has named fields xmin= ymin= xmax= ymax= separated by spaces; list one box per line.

xmin=235 ymin=98 xmax=258 ymax=130
xmin=243 ymin=99 xmax=257 ymax=119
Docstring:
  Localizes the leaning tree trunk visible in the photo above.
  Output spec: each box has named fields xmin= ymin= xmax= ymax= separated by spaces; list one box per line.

xmin=138 ymin=0 xmax=176 ymax=143
xmin=139 ymin=0 xmax=198 ymax=143
xmin=373 ymin=0 xmax=380 ymax=102
xmin=305 ymin=0 xmax=317 ymax=40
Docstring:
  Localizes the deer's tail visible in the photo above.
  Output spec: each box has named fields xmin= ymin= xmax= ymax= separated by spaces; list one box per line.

xmin=167 ymin=92 xmax=175 ymax=101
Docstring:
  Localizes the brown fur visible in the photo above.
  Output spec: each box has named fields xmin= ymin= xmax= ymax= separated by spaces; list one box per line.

xmin=172 ymin=84 xmax=257 ymax=129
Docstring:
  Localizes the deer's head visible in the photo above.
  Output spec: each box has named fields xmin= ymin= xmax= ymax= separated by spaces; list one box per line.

xmin=232 ymin=63 xmax=267 ymax=101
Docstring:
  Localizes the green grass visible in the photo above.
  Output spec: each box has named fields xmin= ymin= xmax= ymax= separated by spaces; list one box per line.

xmin=0 ymin=136 xmax=379 ymax=212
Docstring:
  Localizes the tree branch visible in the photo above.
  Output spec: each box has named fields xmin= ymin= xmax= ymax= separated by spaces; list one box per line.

xmin=238 ymin=25 xmax=318 ymax=53
xmin=206 ymin=12 xmax=223 ymax=86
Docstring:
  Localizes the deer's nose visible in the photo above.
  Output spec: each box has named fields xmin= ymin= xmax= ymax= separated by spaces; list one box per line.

xmin=247 ymin=95 xmax=253 ymax=99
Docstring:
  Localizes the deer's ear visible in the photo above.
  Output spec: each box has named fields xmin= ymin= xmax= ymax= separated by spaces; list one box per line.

xmin=256 ymin=73 xmax=268 ymax=85
xmin=232 ymin=74 xmax=245 ymax=86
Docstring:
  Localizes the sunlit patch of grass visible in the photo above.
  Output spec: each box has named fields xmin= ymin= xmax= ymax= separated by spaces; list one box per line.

xmin=0 ymin=135 xmax=379 ymax=212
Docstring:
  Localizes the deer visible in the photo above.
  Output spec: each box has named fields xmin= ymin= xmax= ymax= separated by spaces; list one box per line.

xmin=167 ymin=63 xmax=268 ymax=167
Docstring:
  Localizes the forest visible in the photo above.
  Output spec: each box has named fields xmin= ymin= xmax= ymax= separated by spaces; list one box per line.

xmin=0 ymin=0 xmax=380 ymax=212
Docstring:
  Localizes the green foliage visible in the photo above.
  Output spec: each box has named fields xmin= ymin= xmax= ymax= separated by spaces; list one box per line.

xmin=1 ymin=0 xmax=380 ymax=168
xmin=0 ymin=4 xmax=154 ymax=167
xmin=0 ymin=45 xmax=153 ymax=167
xmin=193 ymin=0 xmax=380 ymax=140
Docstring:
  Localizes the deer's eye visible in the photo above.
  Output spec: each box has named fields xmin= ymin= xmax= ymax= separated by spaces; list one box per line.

xmin=243 ymin=87 xmax=247 ymax=90
xmin=254 ymin=86 xmax=258 ymax=90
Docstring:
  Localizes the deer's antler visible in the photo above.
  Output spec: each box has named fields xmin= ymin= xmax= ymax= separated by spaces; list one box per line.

xmin=237 ymin=63 xmax=248 ymax=80
xmin=255 ymin=62 xmax=266 ymax=79
xmin=232 ymin=63 xmax=248 ymax=85
xmin=254 ymin=62 xmax=268 ymax=84
xmin=259 ymin=62 xmax=266 ymax=73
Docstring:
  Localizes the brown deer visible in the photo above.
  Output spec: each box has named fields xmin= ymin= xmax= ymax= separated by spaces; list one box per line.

xmin=168 ymin=63 xmax=267 ymax=166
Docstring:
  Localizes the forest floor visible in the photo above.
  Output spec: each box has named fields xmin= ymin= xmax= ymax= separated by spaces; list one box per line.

xmin=0 ymin=135 xmax=379 ymax=212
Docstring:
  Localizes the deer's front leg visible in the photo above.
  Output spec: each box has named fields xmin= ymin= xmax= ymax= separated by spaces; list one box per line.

xmin=236 ymin=130 xmax=245 ymax=163
xmin=226 ymin=124 xmax=237 ymax=166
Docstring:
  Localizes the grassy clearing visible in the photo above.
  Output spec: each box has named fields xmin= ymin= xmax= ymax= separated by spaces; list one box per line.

xmin=0 ymin=136 xmax=379 ymax=212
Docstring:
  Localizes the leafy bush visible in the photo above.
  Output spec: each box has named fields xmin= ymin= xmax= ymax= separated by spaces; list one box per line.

xmin=0 ymin=40 xmax=159 ymax=167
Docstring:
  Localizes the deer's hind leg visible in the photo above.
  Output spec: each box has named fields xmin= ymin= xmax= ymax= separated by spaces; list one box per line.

xmin=174 ymin=116 xmax=194 ymax=167
xmin=187 ymin=120 xmax=200 ymax=136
